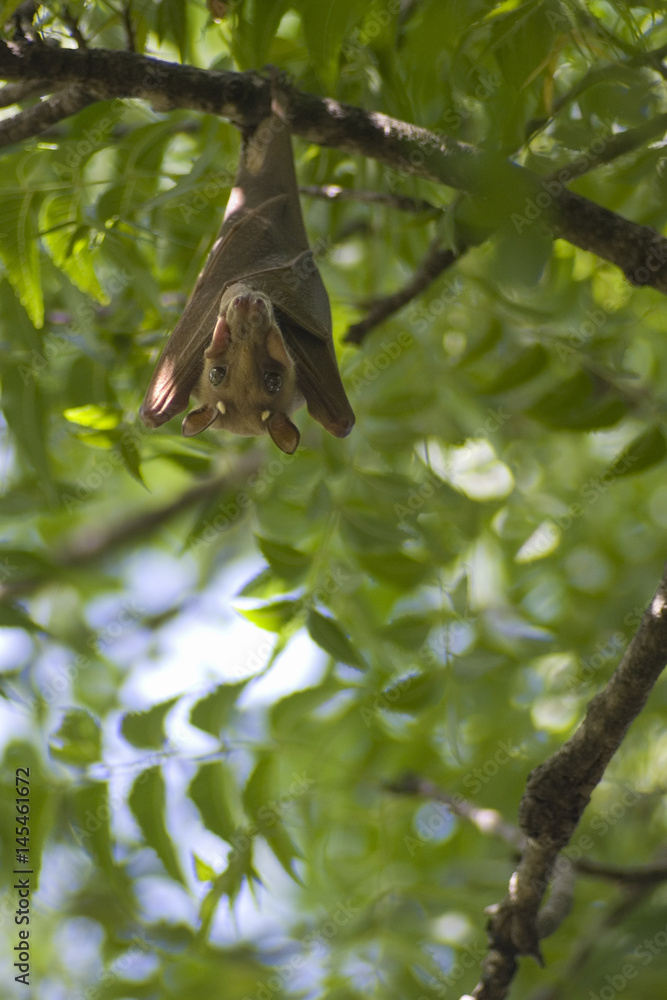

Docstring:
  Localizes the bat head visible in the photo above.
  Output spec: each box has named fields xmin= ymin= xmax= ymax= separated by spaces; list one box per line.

xmin=182 ymin=282 xmax=303 ymax=454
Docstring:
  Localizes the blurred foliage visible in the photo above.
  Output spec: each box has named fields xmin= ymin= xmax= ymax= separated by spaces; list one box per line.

xmin=2 ymin=1 xmax=667 ymax=998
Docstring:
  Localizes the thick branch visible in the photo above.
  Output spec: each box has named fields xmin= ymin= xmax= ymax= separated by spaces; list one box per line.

xmin=1 ymin=42 xmax=667 ymax=294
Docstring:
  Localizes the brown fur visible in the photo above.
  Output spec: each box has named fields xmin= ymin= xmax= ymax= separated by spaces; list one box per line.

xmin=182 ymin=282 xmax=303 ymax=452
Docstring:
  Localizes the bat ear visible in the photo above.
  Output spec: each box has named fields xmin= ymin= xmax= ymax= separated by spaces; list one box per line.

xmin=267 ymin=412 xmax=300 ymax=454
xmin=266 ymin=327 xmax=294 ymax=368
xmin=182 ymin=404 xmax=218 ymax=437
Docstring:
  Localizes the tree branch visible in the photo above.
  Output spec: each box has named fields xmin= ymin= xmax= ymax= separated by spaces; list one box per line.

xmin=389 ymin=775 xmax=667 ymax=887
xmin=545 ymin=111 xmax=667 ymax=185
xmin=0 ymin=77 xmax=51 ymax=107
xmin=1 ymin=42 xmax=667 ymax=296
xmin=468 ymin=565 xmax=667 ymax=1000
xmin=0 ymin=452 xmax=261 ymax=602
xmin=300 ymin=183 xmax=437 ymax=214
xmin=0 ymin=84 xmax=95 ymax=146
xmin=344 ymin=238 xmax=460 ymax=344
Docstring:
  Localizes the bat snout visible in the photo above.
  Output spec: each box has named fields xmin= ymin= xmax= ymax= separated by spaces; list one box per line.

xmin=230 ymin=292 xmax=269 ymax=315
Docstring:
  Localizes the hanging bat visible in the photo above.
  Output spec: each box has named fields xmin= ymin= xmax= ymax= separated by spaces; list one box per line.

xmin=140 ymin=102 xmax=355 ymax=454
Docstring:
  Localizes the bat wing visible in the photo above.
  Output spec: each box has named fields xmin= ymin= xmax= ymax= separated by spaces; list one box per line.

xmin=141 ymin=104 xmax=354 ymax=437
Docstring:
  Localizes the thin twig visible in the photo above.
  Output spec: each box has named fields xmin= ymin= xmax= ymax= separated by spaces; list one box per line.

xmin=0 ymin=452 xmax=262 ymax=602
xmin=300 ymin=183 xmax=437 ymax=214
xmin=345 ymin=238 xmax=460 ymax=344
xmin=389 ymin=776 xmax=667 ymax=888
xmin=546 ymin=111 xmax=667 ymax=185
xmin=61 ymin=7 xmax=89 ymax=49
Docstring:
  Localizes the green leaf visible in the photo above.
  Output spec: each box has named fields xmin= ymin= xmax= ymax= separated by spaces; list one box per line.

xmin=306 ymin=609 xmax=365 ymax=670
xmin=68 ymin=781 xmax=114 ymax=868
xmin=382 ymin=614 xmax=433 ymax=651
xmin=190 ymin=680 xmax=249 ymax=736
xmin=489 ymin=224 xmax=553 ymax=288
xmin=236 ymin=567 xmax=288 ymax=599
xmin=341 ymin=507 xmax=408 ymax=552
xmin=270 ymin=678 xmax=344 ymax=734
xmin=380 ymin=671 xmax=447 ymax=713
xmin=612 ymin=427 xmax=667 ymax=477
xmin=63 ymin=405 xmax=121 ymax=429
xmin=193 ymin=854 xmax=218 ymax=882
xmin=0 ymin=547 xmax=54 ymax=582
xmin=1 ymin=362 xmax=55 ymax=498
xmin=40 ymin=194 xmax=106 ymax=300
xmin=357 ymin=552 xmax=430 ymax=589
xmin=481 ymin=343 xmax=549 ymax=393
xmin=528 ymin=373 xmax=626 ymax=430
xmin=49 ymin=709 xmax=102 ymax=766
xmin=232 ymin=0 xmax=291 ymax=68
xmin=117 ymin=429 xmax=146 ymax=486
xmin=256 ymin=535 xmax=310 ymax=583
xmin=0 ymin=603 xmax=44 ymax=633
xmin=157 ymin=0 xmax=190 ymax=61
xmin=236 ymin=599 xmax=302 ymax=633
xmin=0 ymin=189 xmax=42 ymax=326
xmin=300 ymin=0 xmax=361 ymax=89
xmin=198 ymin=840 xmax=260 ymax=932
xmin=189 ymin=761 xmax=241 ymax=844
xmin=120 ymin=697 xmax=179 ymax=749
xmin=129 ymin=766 xmax=185 ymax=885
xmin=242 ymin=755 xmax=303 ymax=882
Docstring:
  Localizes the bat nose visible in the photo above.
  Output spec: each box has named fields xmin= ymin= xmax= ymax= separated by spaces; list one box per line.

xmin=232 ymin=292 xmax=268 ymax=315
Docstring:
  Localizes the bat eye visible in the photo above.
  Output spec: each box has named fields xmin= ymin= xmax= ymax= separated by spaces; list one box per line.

xmin=264 ymin=371 xmax=282 ymax=394
xmin=209 ymin=366 xmax=227 ymax=386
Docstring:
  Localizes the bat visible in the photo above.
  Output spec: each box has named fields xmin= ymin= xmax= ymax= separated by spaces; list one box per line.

xmin=140 ymin=101 xmax=355 ymax=454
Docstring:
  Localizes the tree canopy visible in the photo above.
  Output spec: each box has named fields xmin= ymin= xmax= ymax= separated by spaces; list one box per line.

xmin=1 ymin=3 xmax=667 ymax=999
